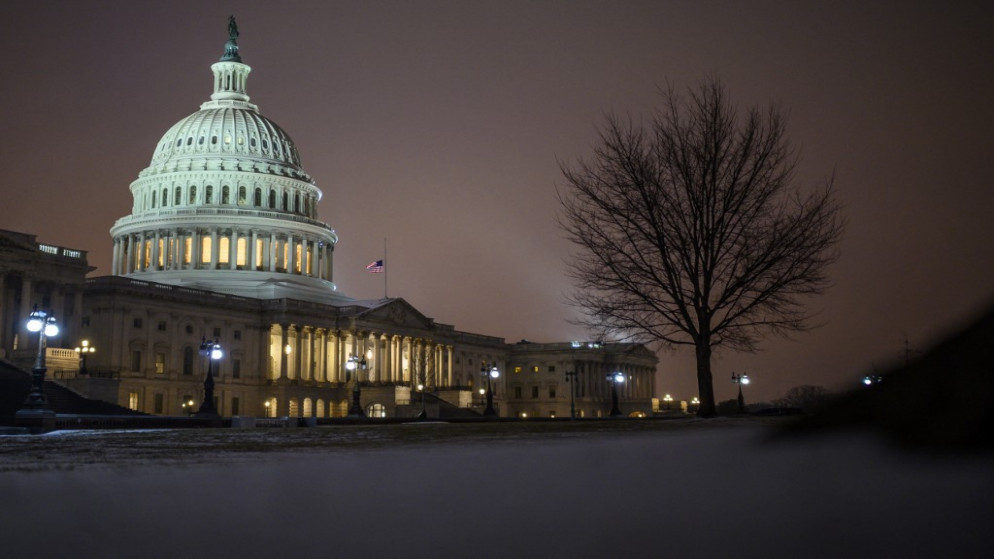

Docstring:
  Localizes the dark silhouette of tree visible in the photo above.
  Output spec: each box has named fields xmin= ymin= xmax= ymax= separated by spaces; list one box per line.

xmin=775 ymin=384 xmax=833 ymax=411
xmin=558 ymin=78 xmax=843 ymax=417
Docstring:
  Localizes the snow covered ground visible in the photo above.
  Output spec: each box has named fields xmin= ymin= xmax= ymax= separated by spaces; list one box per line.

xmin=1 ymin=420 xmax=991 ymax=558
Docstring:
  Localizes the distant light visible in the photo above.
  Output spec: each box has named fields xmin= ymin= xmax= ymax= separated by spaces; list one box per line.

xmin=571 ymin=341 xmax=582 ymax=348
xmin=489 ymin=367 xmax=500 ymax=379
xmin=210 ymin=345 xmax=223 ymax=360
xmin=284 ymin=344 xmax=292 ymax=354
xmin=741 ymin=375 xmax=750 ymax=385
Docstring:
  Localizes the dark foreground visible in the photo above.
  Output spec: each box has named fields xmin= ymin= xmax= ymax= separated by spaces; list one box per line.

xmin=2 ymin=418 xmax=992 ymax=558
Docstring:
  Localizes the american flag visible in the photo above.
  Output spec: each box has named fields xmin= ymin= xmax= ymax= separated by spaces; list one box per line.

xmin=365 ymin=259 xmax=384 ymax=273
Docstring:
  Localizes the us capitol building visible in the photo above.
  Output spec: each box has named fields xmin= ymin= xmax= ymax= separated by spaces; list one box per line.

xmin=0 ymin=20 xmax=657 ymax=420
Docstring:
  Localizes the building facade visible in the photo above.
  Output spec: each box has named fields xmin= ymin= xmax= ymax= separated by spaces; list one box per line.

xmin=1 ymin=20 xmax=657 ymax=419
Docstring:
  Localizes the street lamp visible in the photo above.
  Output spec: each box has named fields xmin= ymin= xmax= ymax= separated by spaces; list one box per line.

xmin=606 ymin=371 xmax=625 ymax=417
xmin=663 ymin=393 xmax=673 ymax=411
xmin=345 ymin=353 xmax=367 ymax=417
xmin=197 ymin=337 xmax=222 ymax=417
xmin=17 ymin=305 xmax=59 ymax=427
xmin=481 ymin=362 xmax=499 ymax=416
xmin=564 ymin=369 xmax=578 ymax=420
xmin=74 ymin=339 xmax=96 ymax=375
xmin=731 ymin=372 xmax=750 ymax=414
xmin=263 ymin=399 xmax=272 ymax=418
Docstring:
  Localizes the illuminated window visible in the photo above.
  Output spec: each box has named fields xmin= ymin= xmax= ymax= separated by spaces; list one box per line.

xmin=157 ymin=239 xmax=164 ymax=267
xmin=236 ymin=237 xmax=247 ymax=267
xmin=532 ymin=366 xmax=539 ymax=373
xmin=183 ymin=236 xmax=192 ymax=264
xmin=224 ymin=135 xmax=231 ymax=144
xmin=155 ymin=353 xmax=165 ymax=374
xmin=201 ymin=237 xmax=212 ymax=264
xmin=255 ymin=238 xmax=264 ymax=268
xmin=514 ymin=366 xmax=522 ymax=374
xmin=295 ymin=243 xmax=302 ymax=273
xmin=218 ymin=237 xmax=230 ymax=264
xmin=143 ymin=239 xmax=151 ymax=269
xmin=129 ymin=392 xmax=139 ymax=411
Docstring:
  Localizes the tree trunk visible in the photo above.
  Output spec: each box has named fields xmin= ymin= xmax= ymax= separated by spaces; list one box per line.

xmin=696 ymin=341 xmax=716 ymax=417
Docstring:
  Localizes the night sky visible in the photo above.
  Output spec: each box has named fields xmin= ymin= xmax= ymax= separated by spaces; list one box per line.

xmin=1 ymin=1 xmax=991 ymax=403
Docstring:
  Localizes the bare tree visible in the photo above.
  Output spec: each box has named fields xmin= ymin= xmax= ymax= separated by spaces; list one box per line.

xmin=558 ymin=78 xmax=843 ymax=417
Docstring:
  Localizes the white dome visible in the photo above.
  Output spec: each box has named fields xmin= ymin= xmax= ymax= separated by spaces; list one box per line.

xmin=109 ymin=24 xmax=346 ymax=305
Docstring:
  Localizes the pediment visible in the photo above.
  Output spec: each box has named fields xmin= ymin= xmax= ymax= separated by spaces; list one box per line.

xmin=356 ymin=298 xmax=435 ymax=332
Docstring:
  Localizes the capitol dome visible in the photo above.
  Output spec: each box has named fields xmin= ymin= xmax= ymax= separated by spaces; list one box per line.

xmin=109 ymin=20 xmax=347 ymax=304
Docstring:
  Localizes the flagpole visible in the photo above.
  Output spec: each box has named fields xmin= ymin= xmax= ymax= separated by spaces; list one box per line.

xmin=383 ymin=238 xmax=388 ymax=299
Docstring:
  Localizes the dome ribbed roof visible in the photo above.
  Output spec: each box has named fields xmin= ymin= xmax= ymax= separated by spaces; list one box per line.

xmin=147 ymin=106 xmax=306 ymax=175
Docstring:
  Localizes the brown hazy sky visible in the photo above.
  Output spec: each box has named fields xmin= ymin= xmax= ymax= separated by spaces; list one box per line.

xmin=1 ymin=1 xmax=991 ymax=402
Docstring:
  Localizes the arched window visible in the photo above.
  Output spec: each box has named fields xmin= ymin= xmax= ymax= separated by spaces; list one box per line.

xmin=151 ymin=191 xmax=156 ymax=209
xmin=238 ymin=186 xmax=247 ymax=205
xmin=268 ymin=190 xmax=276 ymax=209
xmin=222 ymin=186 xmax=230 ymax=205
xmin=175 ymin=187 xmax=182 ymax=205
xmin=282 ymin=192 xmax=289 ymax=211
xmin=205 ymin=185 xmax=214 ymax=204
xmin=254 ymin=188 xmax=262 ymax=207
xmin=162 ymin=189 xmax=168 ymax=207
xmin=294 ymin=193 xmax=300 ymax=214
xmin=189 ymin=186 xmax=197 ymax=205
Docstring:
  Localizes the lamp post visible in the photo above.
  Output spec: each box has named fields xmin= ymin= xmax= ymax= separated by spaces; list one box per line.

xmin=74 ymin=339 xmax=95 ymax=375
xmin=416 ymin=383 xmax=427 ymax=419
xmin=564 ymin=369 xmax=578 ymax=420
xmin=481 ymin=362 xmax=499 ymax=416
xmin=197 ymin=337 xmax=222 ymax=417
xmin=606 ymin=371 xmax=625 ymax=417
xmin=663 ymin=393 xmax=673 ymax=411
xmin=731 ymin=372 xmax=750 ymax=414
xmin=345 ymin=353 xmax=366 ymax=417
xmin=16 ymin=305 xmax=59 ymax=429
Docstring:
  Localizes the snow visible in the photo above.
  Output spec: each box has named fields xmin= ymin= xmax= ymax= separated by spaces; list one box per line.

xmin=1 ymin=422 xmax=991 ymax=558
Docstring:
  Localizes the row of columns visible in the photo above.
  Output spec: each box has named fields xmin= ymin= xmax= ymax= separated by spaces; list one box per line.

xmin=112 ymin=229 xmax=334 ymax=280
xmin=571 ymin=361 xmax=655 ymax=401
xmin=270 ymin=325 xmax=454 ymax=389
